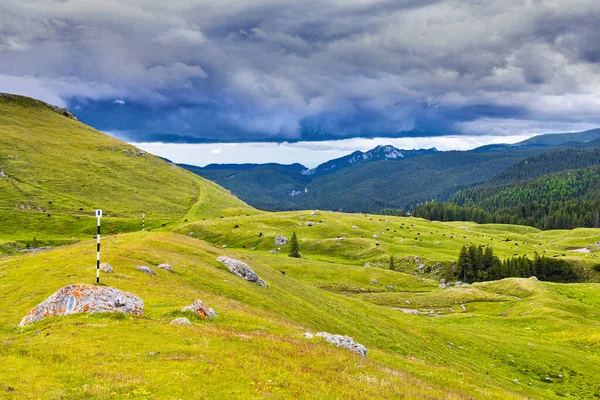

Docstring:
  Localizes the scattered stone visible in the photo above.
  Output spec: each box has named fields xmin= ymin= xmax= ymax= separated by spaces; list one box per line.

xmin=370 ymin=279 xmax=378 ymax=284
xmin=435 ymin=241 xmax=442 ymax=245
xmin=455 ymin=281 xmax=470 ymax=287
xmin=20 ymin=284 xmax=143 ymax=326
xmin=182 ymin=299 xmax=217 ymax=319
xmin=315 ymin=332 xmax=367 ymax=357
xmin=99 ymin=263 xmax=113 ymax=273
xmin=269 ymin=249 xmax=279 ymax=254
xmin=373 ymin=234 xmax=378 ymax=239
xmin=310 ymin=211 xmax=317 ymax=216
xmin=386 ymin=285 xmax=394 ymax=289
xmin=217 ymin=256 xmax=267 ymax=287
xmin=275 ymin=235 xmax=288 ymax=245
xmin=439 ymin=283 xmax=448 ymax=289
xmin=0 ymin=170 xmax=6 ymax=177
xmin=558 ymin=374 xmax=564 ymax=379
xmin=170 ymin=317 xmax=192 ymax=326
xmin=306 ymin=221 xmax=314 ymax=226
xmin=188 ymin=232 xmax=194 ymax=236
xmin=303 ymin=332 xmax=313 ymax=339
xmin=352 ymin=226 xmax=359 ymax=230
xmin=157 ymin=263 xmax=174 ymax=272
xmin=137 ymin=266 xmax=155 ymax=275
xmin=417 ymin=264 xmax=426 ymax=270
xmin=460 ymin=304 xmax=467 ymax=311
xmin=544 ymin=376 xmax=552 ymax=382
xmin=396 ymin=308 xmax=419 ymax=315
xmin=514 ymin=379 xmax=519 ymax=384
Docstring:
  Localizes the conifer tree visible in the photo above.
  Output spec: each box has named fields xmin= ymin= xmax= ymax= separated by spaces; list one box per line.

xmin=289 ymin=232 xmax=301 ymax=258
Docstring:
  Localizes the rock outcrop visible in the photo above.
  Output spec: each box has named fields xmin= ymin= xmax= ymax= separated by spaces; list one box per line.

xmin=313 ymin=332 xmax=367 ymax=357
xmin=217 ymin=256 xmax=267 ymax=287
xmin=20 ymin=284 xmax=143 ymax=326
xmin=275 ymin=235 xmax=288 ymax=245
xmin=181 ymin=299 xmax=217 ymax=319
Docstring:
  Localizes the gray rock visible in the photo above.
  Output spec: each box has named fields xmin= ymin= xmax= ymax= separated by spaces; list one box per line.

xmin=303 ymin=332 xmax=314 ymax=339
xmin=157 ymin=263 xmax=174 ymax=272
xmin=439 ymin=283 xmax=448 ymax=289
xmin=137 ymin=266 xmax=155 ymax=275
xmin=372 ymin=234 xmax=378 ymax=239
xmin=306 ymin=221 xmax=314 ymax=226
xmin=386 ymin=285 xmax=394 ymax=289
xmin=417 ymin=264 xmax=426 ymax=270
xmin=0 ymin=170 xmax=6 ymax=177
xmin=170 ymin=317 xmax=192 ymax=326
xmin=529 ymin=276 xmax=538 ymax=281
xmin=455 ymin=281 xmax=470 ymax=287
xmin=315 ymin=332 xmax=367 ymax=357
xmin=182 ymin=299 xmax=217 ymax=319
xmin=188 ymin=232 xmax=194 ymax=236
xmin=20 ymin=284 xmax=143 ymax=326
xmin=269 ymin=249 xmax=279 ymax=254
xmin=217 ymin=256 xmax=267 ymax=287
xmin=370 ymin=279 xmax=378 ymax=284
xmin=275 ymin=235 xmax=288 ymax=245
xmin=99 ymin=263 xmax=113 ymax=273
xmin=352 ymin=226 xmax=359 ymax=230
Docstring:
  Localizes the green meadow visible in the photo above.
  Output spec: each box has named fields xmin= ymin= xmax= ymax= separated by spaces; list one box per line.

xmin=1 ymin=94 xmax=599 ymax=399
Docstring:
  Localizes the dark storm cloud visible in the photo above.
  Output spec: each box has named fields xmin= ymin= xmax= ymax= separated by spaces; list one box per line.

xmin=1 ymin=0 xmax=599 ymax=142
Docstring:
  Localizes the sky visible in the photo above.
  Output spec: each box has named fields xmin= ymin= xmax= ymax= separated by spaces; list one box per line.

xmin=1 ymin=0 xmax=600 ymax=163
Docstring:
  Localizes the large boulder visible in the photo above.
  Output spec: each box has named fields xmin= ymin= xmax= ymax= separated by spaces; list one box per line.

xmin=275 ymin=235 xmax=288 ymax=245
xmin=20 ymin=284 xmax=143 ymax=326
xmin=217 ymin=256 xmax=267 ymax=287
xmin=314 ymin=332 xmax=367 ymax=357
xmin=181 ymin=299 xmax=217 ymax=319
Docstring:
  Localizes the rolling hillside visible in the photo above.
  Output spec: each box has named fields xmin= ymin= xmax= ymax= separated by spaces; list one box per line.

xmin=0 ymin=93 xmax=254 ymax=249
xmin=0 ymin=94 xmax=599 ymax=399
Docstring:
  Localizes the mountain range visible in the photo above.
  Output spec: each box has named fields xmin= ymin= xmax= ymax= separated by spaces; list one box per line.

xmin=182 ymin=128 xmax=600 ymax=213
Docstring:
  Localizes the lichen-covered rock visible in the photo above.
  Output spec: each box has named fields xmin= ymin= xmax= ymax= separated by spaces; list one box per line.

xmin=99 ymin=263 xmax=113 ymax=273
xmin=275 ymin=235 xmax=288 ymax=245
xmin=170 ymin=317 xmax=192 ymax=326
xmin=314 ymin=332 xmax=367 ymax=357
xmin=181 ymin=299 xmax=217 ymax=319
xmin=20 ymin=284 xmax=143 ymax=326
xmin=217 ymin=256 xmax=267 ymax=287
xmin=157 ymin=263 xmax=174 ymax=272
xmin=137 ymin=266 xmax=155 ymax=275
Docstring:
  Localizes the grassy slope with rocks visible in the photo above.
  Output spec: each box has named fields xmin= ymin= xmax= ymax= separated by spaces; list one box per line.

xmin=0 ymin=94 xmax=599 ymax=399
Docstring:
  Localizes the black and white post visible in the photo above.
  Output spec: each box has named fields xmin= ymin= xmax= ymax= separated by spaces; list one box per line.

xmin=142 ymin=213 xmax=145 ymax=231
xmin=96 ymin=209 xmax=102 ymax=284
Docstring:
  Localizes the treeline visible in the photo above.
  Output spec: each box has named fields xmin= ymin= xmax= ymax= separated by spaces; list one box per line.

xmin=412 ymin=200 xmax=600 ymax=230
xmin=456 ymin=244 xmax=579 ymax=283
xmin=410 ymin=166 xmax=600 ymax=230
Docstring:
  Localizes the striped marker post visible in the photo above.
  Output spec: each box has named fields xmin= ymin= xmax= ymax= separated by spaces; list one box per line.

xmin=96 ymin=209 xmax=102 ymax=284
xmin=142 ymin=213 xmax=145 ymax=231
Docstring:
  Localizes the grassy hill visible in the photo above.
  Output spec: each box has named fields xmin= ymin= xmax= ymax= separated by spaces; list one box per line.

xmin=0 ymin=94 xmax=599 ymax=399
xmin=0 ymin=93 xmax=253 ymax=251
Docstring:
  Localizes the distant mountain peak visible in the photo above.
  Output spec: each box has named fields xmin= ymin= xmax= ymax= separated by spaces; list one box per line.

xmin=314 ymin=145 xmax=438 ymax=175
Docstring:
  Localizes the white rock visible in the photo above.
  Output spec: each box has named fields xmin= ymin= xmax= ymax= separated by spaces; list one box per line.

xmin=217 ymin=256 xmax=267 ymax=287
xmin=170 ymin=317 xmax=192 ymax=326
xmin=157 ymin=263 xmax=174 ymax=272
xmin=315 ymin=332 xmax=367 ymax=357
xmin=275 ymin=235 xmax=288 ymax=245
xmin=373 ymin=234 xmax=379 ymax=239
xmin=99 ymin=263 xmax=113 ymax=273
xmin=137 ymin=266 xmax=155 ymax=275
xmin=303 ymin=332 xmax=314 ymax=339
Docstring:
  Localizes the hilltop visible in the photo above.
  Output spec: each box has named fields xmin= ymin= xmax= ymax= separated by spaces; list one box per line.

xmin=0 ymin=93 xmax=253 ymax=250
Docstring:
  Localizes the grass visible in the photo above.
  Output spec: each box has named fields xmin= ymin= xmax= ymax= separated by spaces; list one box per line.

xmin=0 ymin=93 xmax=599 ymax=398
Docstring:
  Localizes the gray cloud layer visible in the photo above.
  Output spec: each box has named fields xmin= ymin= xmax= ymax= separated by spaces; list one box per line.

xmin=1 ymin=0 xmax=599 ymax=141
